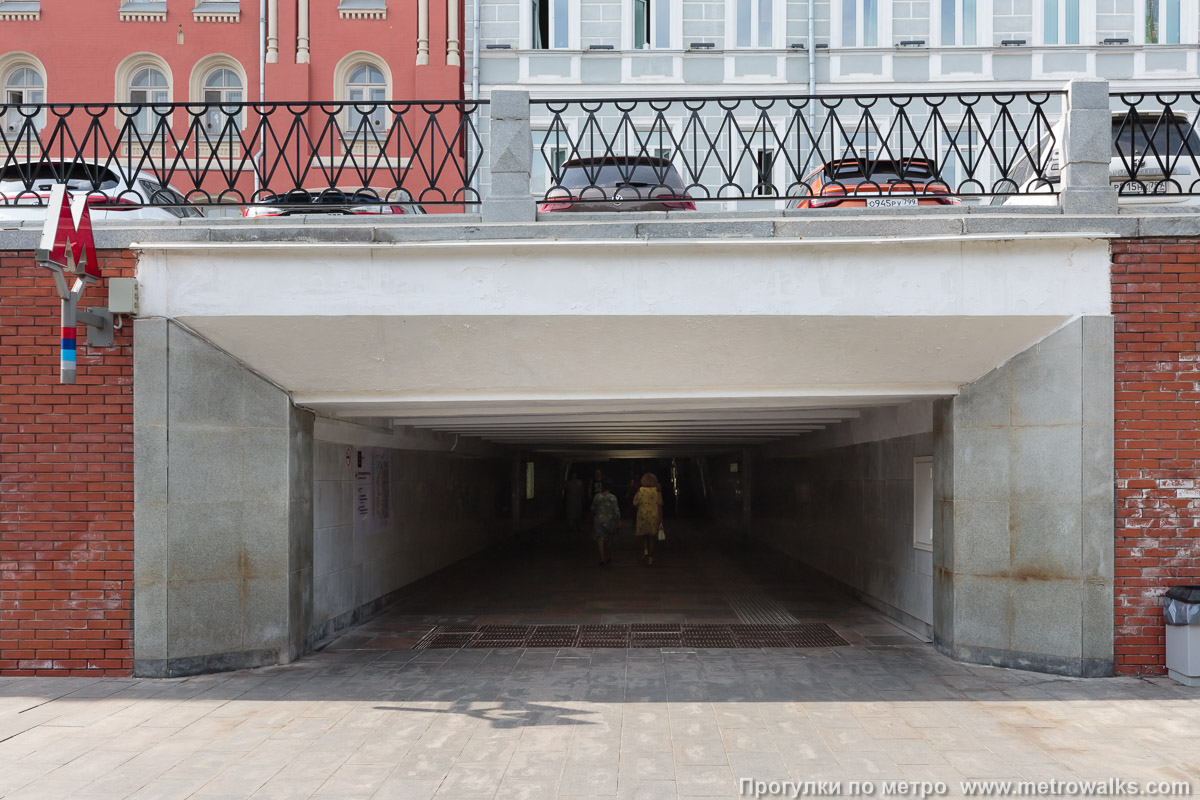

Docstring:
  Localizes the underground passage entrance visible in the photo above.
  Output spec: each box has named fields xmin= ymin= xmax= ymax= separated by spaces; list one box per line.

xmin=312 ymin=400 xmax=939 ymax=658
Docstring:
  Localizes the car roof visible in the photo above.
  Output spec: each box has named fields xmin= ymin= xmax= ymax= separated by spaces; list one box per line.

xmin=1111 ymin=110 xmax=1190 ymax=122
xmin=254 ymin=187 xmax=413 ymax=204
xmin=560 ymin=156 xmax=676 ymax=169
xmin=0 ymin=160 xmax=131 ymax=184
xmin=808 ymin=158 xmax=935 ymax=178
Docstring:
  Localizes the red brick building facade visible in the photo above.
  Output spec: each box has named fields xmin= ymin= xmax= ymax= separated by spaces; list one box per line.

xmin=0 ymin=250 xmax=135 ymax=676
xmin=3 ymin=238 xmax=1200 ymax=676
xmin=1112 ymin=238 xmax=1200 ymax=675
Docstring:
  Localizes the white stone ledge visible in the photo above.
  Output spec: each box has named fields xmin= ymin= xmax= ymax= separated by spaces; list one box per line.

xmin=193 ymin=11 xmax=239 ymax=22
xmin=120 ymin=11 xmax=167 ymax=21
xmin=0 ymin=209 xmax=1196 ymax=252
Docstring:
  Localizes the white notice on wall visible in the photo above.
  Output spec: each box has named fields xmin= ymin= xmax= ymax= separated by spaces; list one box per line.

xmin=353 ymin=447 xmax=373 ymax=537
xmin=371 ymin=449 xmax=392 ymax=535
xmin=353 ymin=447 xmax=393 ymax=538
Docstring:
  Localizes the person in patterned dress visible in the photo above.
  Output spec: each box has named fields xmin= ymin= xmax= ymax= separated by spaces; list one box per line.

xmin=590 ymin=484 xmax=621 ymax=566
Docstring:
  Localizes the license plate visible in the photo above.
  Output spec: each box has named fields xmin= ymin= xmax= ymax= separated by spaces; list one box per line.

xmin=866 ymin=197 xmax=919 ymax=208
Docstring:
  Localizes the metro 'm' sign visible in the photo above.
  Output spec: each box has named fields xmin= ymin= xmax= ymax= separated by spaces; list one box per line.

xmin=35 ymin=183 xmax=99 ymax=279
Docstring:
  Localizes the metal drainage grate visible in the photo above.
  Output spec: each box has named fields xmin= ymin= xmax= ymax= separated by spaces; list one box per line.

xmin=414 ymin=622 xmax=850 ymax=650
xmin=783 ymin=624 xmax=851 ymax=648
xmin=631 ymin=634 xmax=683 ymax=647
xmin=630 ymin=622 xmax=682 ymax=632
xmin=423 ymin=633 xmax=476 ymax=648
xmin=478 ymin=624 xmax=530 ymax=635
xmin=526 ymin=632 xmax=578 ymax=648
xmin=466 ymin=636 xmax=527 ymax=649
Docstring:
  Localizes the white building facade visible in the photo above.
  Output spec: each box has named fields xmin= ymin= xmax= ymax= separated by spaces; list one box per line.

xmin=468 ymin=0 xmax=1199 ymax=94
xmin=466 ymin=1 xmax=1200 ymax=206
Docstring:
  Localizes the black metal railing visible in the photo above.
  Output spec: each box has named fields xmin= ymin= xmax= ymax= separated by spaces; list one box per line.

xmin=532 ymin=92 xmax=1064 ymax=207
xmin=1111 ymin=93 xmax=1200 ymax=196
xmin=0 ymin=100 xmax=485 ymax=212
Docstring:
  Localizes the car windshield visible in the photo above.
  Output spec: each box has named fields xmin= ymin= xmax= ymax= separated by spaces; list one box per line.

xmin=821 ymin=160 xmax=935 ymax=185
xmin=558 ymin=162 xmax=685 ymax=192
xmin=1113 ymin=115 xmax=1200 ymax=161
xmin=0 ymin=163 xmax=122 ymax=192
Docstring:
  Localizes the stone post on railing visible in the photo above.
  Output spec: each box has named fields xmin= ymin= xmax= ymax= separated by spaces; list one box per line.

xmin=482 ymin=87 xmax=536 ymax=223
xmin=1060 ymin=79 xmax=1118 ymax=215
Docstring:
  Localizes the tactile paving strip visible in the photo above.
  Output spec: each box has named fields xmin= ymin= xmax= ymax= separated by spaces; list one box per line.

xmin=414 ymin=623 xmax=849 ymax=651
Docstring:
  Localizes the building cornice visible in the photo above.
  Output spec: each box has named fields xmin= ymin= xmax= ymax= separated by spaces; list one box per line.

xmin=120 ymin=10 xmax=167 ymax=22
xmin=194 ymin=10 xmax=240 ymax=22
xmin=340 ymin=7 xmax=386 ymax=19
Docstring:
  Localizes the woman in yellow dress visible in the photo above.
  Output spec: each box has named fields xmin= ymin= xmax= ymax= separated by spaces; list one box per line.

xmin=632 ymin=472 xmax=663 ymax=565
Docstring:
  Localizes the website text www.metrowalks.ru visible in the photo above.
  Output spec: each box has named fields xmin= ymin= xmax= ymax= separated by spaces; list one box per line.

xmin=739 ymin=779 xmax=1194 ymax=799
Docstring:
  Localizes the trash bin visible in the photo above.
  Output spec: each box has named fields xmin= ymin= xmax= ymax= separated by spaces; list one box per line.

xmin=1164 ymin=586 xmax=1200 ymax=686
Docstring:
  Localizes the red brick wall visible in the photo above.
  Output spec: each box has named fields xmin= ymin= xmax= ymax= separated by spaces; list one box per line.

xmin=0 ymin=250 xmax=135 ymax=676
xmin=1112 ymin=238 xmax=1200 ymax=675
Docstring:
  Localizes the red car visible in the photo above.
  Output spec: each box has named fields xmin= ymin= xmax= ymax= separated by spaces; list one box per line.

xmin=788 ymin=158 xmax=960 ymax=209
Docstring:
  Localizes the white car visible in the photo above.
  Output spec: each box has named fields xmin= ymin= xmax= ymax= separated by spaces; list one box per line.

xmin=0 ymin=160 xmax=203 ymax=220
xmin=995 ymin=110 xmax=1200 ymax=208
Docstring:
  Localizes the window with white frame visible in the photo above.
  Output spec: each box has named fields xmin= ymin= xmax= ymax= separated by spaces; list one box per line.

xmin=632 ymin=0 xmax=671 ymax=48
xmin=913 ymin=457 xmax=933 ymax=551
xmin=1040 ymin=0 xmax=1080 ymax=43
xmin=345 ymin=63 xmax=386 ymax=133
xmin=128 ymin=66 xmax=170 ymax=135
xmin=1144 ymin=0 xmax=1182 ymax=42
xmin=201 ymin=67 xmax=243 ymax=133
xmin=640 ymin=127 xmax=673 ymax=160
xmin=734 ymin=0 xmax=775 ymax=47
xmin=532 ymin=128 xmax=568 ymax=194
xmin=938 ymin=0 xmax=979 ymax=44
xmin=939 ymin=125 xmax=982 ymax=196
xmin=4 ymin=65 xmax=44 ymax=134
xmin=736 ymin=127 xmax=778 ymax=196
xmin=532 ymin=0 xmax=570 ymax=48
xmin=840 ymin=0 xmax=879 ymax=46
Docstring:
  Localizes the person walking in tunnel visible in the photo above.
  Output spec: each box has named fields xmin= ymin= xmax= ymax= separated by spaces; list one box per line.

xmin=633 ymin=472 xmax=664 ymax=565
xmin=565 ymin=471 xmax=585 ymax=532
xmin=591 ymin=468 xmax=605 ymax=498
xmin=590 ymin=483 xmax=620 ymax=565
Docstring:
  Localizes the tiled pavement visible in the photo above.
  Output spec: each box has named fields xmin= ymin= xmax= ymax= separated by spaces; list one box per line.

xmin=326 ymin=525 xmax=914 ymax=651
xmin=0 ymin=531 xmax=1198 ymax=799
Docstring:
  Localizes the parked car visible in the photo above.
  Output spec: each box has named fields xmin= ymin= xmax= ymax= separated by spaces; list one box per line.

xmin=242 ymin=188 xmax=425 ymax=218
xmin=539 ymin=156 xmax=696 ymax=212
xmin=994 ymin=110 xmax=1200 ymax=207
xmin=0 ymin=160 xmax=203 ymax=220
xmin=787 ymin=158 xmax=961 ymax=209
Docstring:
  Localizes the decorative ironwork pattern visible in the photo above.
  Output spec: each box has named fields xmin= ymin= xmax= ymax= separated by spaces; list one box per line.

xmin=1111 ymin=93 xmax=1200 ymax=195
xmin=0 ymin=100 xmax=484 ymax=209
xmin=414 ymin=623 xmax=851 ymax=650
xmin=532 ymin=92 xmax=1063 ymax=205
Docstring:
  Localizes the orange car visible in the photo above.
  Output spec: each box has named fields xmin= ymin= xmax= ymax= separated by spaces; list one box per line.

xmin=788 ymin=158 xmax=960 ymax=209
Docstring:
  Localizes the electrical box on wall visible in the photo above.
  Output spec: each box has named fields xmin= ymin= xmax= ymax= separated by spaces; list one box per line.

xmin=108 ymin=278 xmax=138 ymax=315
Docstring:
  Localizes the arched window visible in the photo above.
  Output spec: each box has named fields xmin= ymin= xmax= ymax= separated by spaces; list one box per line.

xmin=345 ymin=63 xmax=386 ymax=132
xmin=202 ymin=67 xmax=243 ymax=133
xmin=4 ymin=65 xmax=44 ymax=134
xmin=129 ymin=66 xmax=169 ymax=135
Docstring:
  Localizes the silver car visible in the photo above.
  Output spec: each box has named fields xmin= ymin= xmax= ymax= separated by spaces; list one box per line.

xmin=996 ymin=110 xmax=1200 ymax=208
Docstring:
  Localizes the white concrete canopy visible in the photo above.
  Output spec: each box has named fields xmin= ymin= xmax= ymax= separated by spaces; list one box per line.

xmin=136 ymin=233 xmax=1112 ymax=447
